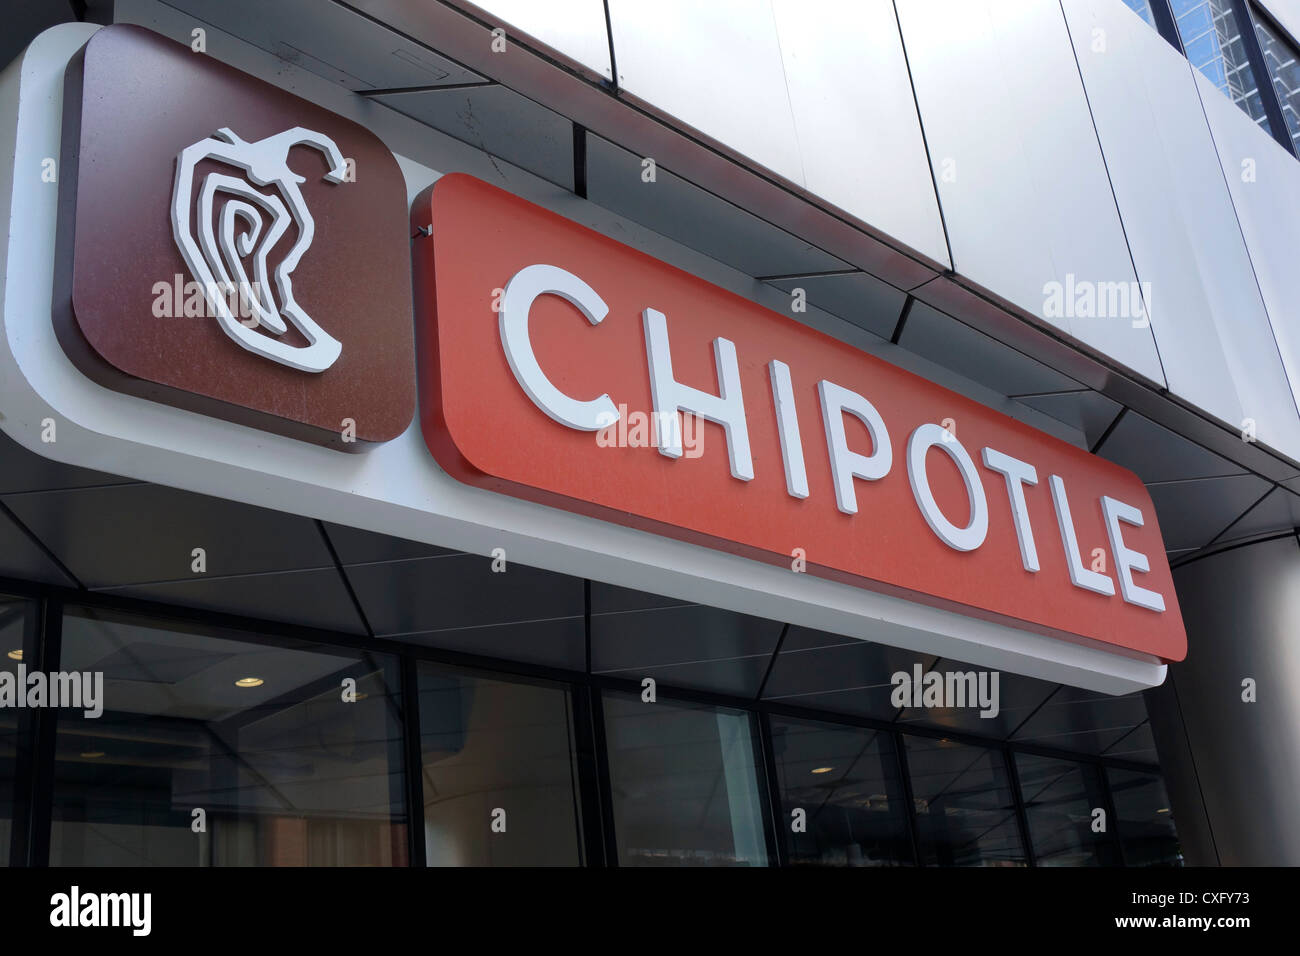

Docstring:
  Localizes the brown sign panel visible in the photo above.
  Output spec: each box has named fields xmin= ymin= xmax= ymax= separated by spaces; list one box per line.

xmin=53 ymin=25 xmax=415 ymax=450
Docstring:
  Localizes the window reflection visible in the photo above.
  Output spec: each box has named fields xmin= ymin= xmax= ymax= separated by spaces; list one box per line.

xmin=603 ymin=692 xmax=768 ymax=866
xmin=49 ymin=607 xmax=407 ymax=866
xmin=1172 ymin=0 xmax=1274 ymax=133
xmin=417 ymin=664 xmax=582 ymax=866
xmin=1121 ymin=0 xmax=1157 ymax=27
xmin=0 ymin=596 xmax=28 ymax=865
xmin=905 ymin=735 xmax=1025 ymax=866
xmin=1251 ymin=7 xmax=1300 ymax=150
xmin=769 ymin=716 xmax=911 ymax=866
xmin=1015 ymin=753 xmax=1119 ymax=866
xmin=1108 ymin=768 xmax=1183 ymax=866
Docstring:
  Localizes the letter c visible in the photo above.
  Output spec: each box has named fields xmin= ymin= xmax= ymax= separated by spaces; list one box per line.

xmin=499 ymin=264 xmax=619 ymax=430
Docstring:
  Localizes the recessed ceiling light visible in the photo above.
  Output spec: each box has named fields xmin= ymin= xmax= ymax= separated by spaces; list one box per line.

xmin=7 ymin=649 xmax=22 ymax=661
xmin=1156 ymin=807 xmax=1170 ymax=814
xmin=234 ymin=677 xmax=264 ymax=688
xmin=80 ymin=751 xmax=105 ymax=759
xmin=811 ymin=766 xmax=833 ymax=774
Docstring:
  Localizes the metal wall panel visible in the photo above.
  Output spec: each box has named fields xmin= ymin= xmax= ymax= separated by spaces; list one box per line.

xmin=1153 ymin=537 xmax=1300 ymax=864
xmin=449 ymin=0 xmax=613 ymax=81
xmin=1258 ymin=0 xmax=1300 ymax=43
xmin=606 ymin=0 xmax=806 ymax=187
xmin=770 ymin=0 xmax=949 ymax=266
xmin=1194 ymin=65 xmax=1300 ymax=450
xmin=1063 ymin=0 xmax=1300 ymax=459
xmin=895 ymin=0 xmax=1166 ymax=384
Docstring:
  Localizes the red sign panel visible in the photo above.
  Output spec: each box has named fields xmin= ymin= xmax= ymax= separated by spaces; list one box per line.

xmin=414 ymin=174 xmax=1186 ymax=663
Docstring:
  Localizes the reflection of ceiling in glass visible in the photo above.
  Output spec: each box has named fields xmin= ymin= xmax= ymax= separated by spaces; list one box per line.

xmin=60 ymin=610 xmax=360 ymax=722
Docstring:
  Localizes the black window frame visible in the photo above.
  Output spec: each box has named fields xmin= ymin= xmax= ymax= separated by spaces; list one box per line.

xmin=0 ymin=572 xmax=1175 ymax=868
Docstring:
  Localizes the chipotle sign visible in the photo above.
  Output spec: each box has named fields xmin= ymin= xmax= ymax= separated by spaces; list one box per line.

xmin=414 ymin=174 xmax=1186 ymax=664
xmin=53 ymin=25 xmax=415 ymax=450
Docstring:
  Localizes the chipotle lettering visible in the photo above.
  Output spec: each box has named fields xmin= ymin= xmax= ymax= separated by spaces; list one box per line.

xmin=413 ymin=173 xmax=1186 ymax=664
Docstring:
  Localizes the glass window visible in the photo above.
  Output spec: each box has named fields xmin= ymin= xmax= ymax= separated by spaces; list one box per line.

xmin=49 ymin=607 xmax=407 ymax=866
xmin=1251 ymin=7 xmax=1300 ymax=150
xmin=0 ymin=596 xmax=30 ymax=865
xmin=1121 ymin=0 xmax=1157 ymax=27
xmin=1108 ymin=768 xmax=1183 ymax=866
xmin=417 ymin=664 xmax=582 ymax=866
xmin=602 ymin=692 xmax=768 ymax=866
xmin=1173 ymin=0 xmax=1275 ymax=133
xmin=768 ymin=716 xmax=911 ymax=866
xmin=905 ymin=735 xmax=1025 ymax=866
xmin=1015 ymin=753 xmax=1120 ymax=866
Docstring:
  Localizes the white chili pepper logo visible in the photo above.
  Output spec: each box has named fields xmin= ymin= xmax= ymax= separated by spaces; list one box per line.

xmin=170 ymin=126 xmax=347 ymax=373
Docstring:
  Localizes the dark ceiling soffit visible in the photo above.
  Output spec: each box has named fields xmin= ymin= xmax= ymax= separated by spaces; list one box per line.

xmin=914 ymin=275 xmax=1300 ymax=485
xmin=342 ymin=0 xmax=945 ymax=289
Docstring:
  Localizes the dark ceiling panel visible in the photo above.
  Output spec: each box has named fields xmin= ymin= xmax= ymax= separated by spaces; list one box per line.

xmin=1209 ymin=485 xmax=1300 ymax=544
xmin=592 ymin=603 xmax=782 ymax=696
xmin=321 ymin=521 xmax=457 ymax=564
xmin=589 ymin=581 xmax=693 ymax=614
xmin=1010 ymin=684 xmax=1148 ymax=755
xmin=374 ymin=85 xmax=575 ymax=191
xmin=0 ymin=0 xmax=75 ymax=77
xmin=895 ymin=661 xmax=1058 ymax=740
xmin=161 ymin=0 xmax=485 ymax=90
xmin=389 ymin=615 xmax=585 ymax=671
xmin=897 ymin=301 xmax=1082 ymax=398
xmin=1145 ymin=473 xmax=1271 ymax=551
xmin=1103 ymin=721 xmax=1159 ymax=767
xmin=0 ymin=428 xmax=134 ymax=495
xmin=1015 ymin=390 xmax=1122 ymax=449
xmin=762 ymin=626 xmax=939 ymax=721
xmin=765 ymin=272 xmax=904 ymax=340
xmin=344 ymin=553 xmax=584 ymax=636
xmin=1096 ymin=411 xmax=1246 ymax=483
xmin=96 ymin=567 xmax=366 ymax=635
xmin=0 ymin=504 xmax=75 ymax=587
xmin=1 ymin=483 xmax=334 ymax=588
xmin=585 ymin=133 xmax=850 ymax=278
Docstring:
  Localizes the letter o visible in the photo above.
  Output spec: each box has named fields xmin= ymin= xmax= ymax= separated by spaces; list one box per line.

xmin=907 ymin=423 xmax=988 ymax=552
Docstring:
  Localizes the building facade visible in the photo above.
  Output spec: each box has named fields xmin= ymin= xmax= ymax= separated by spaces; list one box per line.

xmin=0 ymin=0 xmax=1297 ymax=866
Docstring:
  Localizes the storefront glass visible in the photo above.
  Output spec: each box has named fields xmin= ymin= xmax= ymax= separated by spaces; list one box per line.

xmin=0 ymin=592 xmax=1181 ymax=867
xmin=1108 ymin=767 xmax=1183 ymax=866
xmin=0 ymin=595 xmax=27 ymax=865
xmin=905 ymin=735 xmax=1027 ymax=866
xmin=1016 ymin=752 xmax=1120 ymax=866
xmin=602 ymin=692 xmax=768 ymax=866
xmin=418 ymin=663 xmax=583 ymax=866
xmin=48 ymin=607 xmax=407 ymax=866
xmin=768 ymin=715 xmax=912 ymax=866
